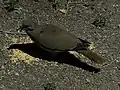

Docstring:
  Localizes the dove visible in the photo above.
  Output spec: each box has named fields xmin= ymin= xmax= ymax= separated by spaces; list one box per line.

xmin=19 ymin=19 xmax=105 ymax=64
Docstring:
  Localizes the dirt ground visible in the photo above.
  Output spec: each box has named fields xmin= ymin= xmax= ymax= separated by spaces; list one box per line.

xmin=0 ymin=0 xmax=120 ymax=90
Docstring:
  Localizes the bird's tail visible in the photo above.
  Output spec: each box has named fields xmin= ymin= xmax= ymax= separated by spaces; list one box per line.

xmin=78 ymin=49 xmax=105 ymax=64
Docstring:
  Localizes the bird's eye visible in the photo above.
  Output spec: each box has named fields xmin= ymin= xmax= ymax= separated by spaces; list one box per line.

xmin=29 ymin=28 xmax=34 ymax=31
xmin=40 ymin=31 xmax=44 ymax=33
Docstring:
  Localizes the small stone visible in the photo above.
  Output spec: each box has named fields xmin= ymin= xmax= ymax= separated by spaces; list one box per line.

xmin=15 ymin=72 xmax=19 ymax=76
xmin=1 ymin=66 xmax=5 ymax=69
xmin=86 ymin=78 xmax=90 ymax=83
xmin=118 ymin=24 xmax=120 ymax=28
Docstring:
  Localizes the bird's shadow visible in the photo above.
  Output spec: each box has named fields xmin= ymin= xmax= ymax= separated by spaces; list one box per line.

xmin=8 ymin=43 xmax=100 ymax=73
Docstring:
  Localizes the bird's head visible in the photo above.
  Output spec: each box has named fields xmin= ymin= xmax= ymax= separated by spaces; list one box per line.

xmin=17 ymin=19 xmax=42 ymax=42
xmin=18 ymin=19 xmax=37 ymax=32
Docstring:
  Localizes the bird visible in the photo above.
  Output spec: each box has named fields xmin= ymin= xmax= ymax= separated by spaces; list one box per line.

xmin=18 ymin=19 xmax=105 ymax=64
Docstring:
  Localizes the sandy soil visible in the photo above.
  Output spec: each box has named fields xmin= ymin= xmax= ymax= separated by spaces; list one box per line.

xmin=0 ymin=0 xmax=120 ymax=90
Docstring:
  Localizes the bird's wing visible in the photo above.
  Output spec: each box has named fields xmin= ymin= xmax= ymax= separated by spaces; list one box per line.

xmin=38 ymin=32 xmax=78 ymax=51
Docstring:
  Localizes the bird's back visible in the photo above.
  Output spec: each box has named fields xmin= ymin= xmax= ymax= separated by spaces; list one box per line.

xmin=27 ymin=24 xmax=81 ymax=52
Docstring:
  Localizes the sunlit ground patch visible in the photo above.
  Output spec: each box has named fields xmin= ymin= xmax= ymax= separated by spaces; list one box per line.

xmin=88 ymin=42 xmax=96 ymax=50
xmin=9 ymin=36 xmax=37 ymax=64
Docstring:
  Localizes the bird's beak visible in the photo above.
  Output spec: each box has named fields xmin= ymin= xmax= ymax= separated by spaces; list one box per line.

xmin=16 ymin=25 xmax=27 ymax=32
